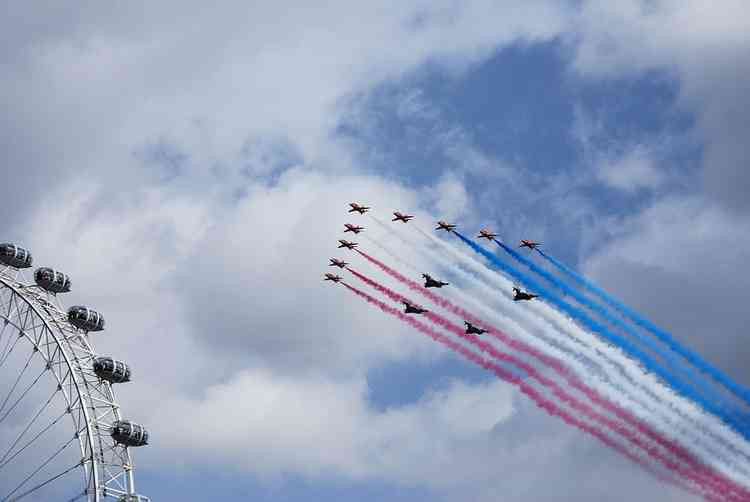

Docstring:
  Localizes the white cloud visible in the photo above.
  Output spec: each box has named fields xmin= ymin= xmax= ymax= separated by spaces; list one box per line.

xmin=0 ymin=0 xmax=572 ymax=222
xmin=151 ymin=368 xmax=515 ymax=481
xmin=596 ymin=146 xmax=665 ymax=193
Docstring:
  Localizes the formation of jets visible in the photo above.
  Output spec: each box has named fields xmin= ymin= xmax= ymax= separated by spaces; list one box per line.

xmin=392 ymin=211 xmax=414 ymax=223
xmin=422 ymin=274 xmax=448 ymax=288
xmin=328 ymin=203 xmax=543 ymax=319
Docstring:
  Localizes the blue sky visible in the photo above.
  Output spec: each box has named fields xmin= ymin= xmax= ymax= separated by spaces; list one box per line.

xmin=1 ymin=2 xmax=748 ymax=501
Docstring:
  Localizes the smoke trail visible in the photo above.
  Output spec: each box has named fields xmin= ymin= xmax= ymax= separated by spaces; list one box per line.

xmin=348 ymin=250 xmax=750 ymax=485
xmin=373 ymin=223 xmax=750 ymax=478
xmin=345 ymin=266 xmax=749 ymax=498
xmin=425 ymin=224 xmax=750 ymax=469
xmin=452 ymin=231 xmax=750 ymax=439
xmin=492 ymin=238 xmax=736 ymax=425
xmin=537 ymin=248 xmax=750 ymax=408
xmin=340 ymin=281 xmax=713 ymax=500
xmin=404 ymin=223 xmax=750 ymax=468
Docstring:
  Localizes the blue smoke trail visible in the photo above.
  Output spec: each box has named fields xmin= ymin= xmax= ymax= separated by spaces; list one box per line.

xmin=537 ymin=248 xmax=750 ymax=408
xmin=491 ymin=238 xmax=746 ymax=423
xmin=452 ymin=230 xmax=750 ymax=438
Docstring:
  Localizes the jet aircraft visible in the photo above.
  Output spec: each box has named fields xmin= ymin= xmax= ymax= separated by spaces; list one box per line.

xmin=348 ymin=203 xmax=370 ymax=214
xmin=324 ymin=273 xmax=342 ymax=283
xmin=513 ymin=287 xmax=538 ymax=301
xmin=436 ymin=221 xmax=456 ymax=232
xmin=329 ymin=258 xmax=348 ymax=268
xmin=464 ymin=321 xmax=486 ymax=335
xmin=422 ymin=274 xmax=449 ymax=288
xmin=344 ymin=223 xmax=364 ymax=234
xmin=338 ymin=239 xmax=358 ymax=250
xmin=519 ymin=240 xmax=541 ymax=250
xmin=392 ymin=211 xmax=414 ymax=223
xmin=478 ymin=229 xmax=498 ymax=240
xmin=402 ymin=301 xmax=428 ymax=314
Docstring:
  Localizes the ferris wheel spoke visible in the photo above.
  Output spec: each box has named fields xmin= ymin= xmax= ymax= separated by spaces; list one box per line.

xmin=0 ymin=365 xmax=47 ymax=425
xmin=1 ymin=261 xmax=147 ymax=501
xmin=1 ymin=434 xmax=78 ymax=501
xmin=0 ymin=315 xmax=11 ymax=347
xmin=0 ymin=407 xmax=69 ymax=471
xmin=65 ymin=490 xmax=88 ymax=502
xmin=0 ymin=385 xmax=59 ymax=465
xmin=0 ymin=350 xmax=37 ymax=416
xmin=4 ymin=461 xmax=81 ymax=502
xmin=0 ymin=332 xmax=22 ymax=371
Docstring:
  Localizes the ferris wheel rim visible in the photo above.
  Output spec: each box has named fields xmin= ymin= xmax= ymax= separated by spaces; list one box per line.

xmin=0 ymin=271 xmax=138 ymax=501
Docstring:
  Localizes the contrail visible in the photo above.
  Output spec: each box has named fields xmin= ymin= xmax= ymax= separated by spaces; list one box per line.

xmin=344 ymin=268 xmax=749 ymax=499
xmin=537 ymin=247 xmax=750 ymax=409
xmin=369 ymin=222 xmax=750 ymax=478
xmin=350 ymin=249 xmax=750 ymax=484
xmin=491 ymin=237 xmax=739 ymax=427
xmin=339 ymin=281 xmax=714 ymax=500
xmin=409 ymin=223 xmax=750 ymax=461
xmin=368 ymin=216 xmax=750 ymax=471
xmin=452 ymin=230 xmax=750 ymax=438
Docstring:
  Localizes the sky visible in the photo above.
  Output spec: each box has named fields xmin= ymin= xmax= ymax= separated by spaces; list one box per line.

xmin=1 ymin=1 xmax=749 ymax=500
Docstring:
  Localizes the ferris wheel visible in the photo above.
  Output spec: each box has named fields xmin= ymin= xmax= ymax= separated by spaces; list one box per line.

xmin=0 ymin=243 xmax=150 ymax=501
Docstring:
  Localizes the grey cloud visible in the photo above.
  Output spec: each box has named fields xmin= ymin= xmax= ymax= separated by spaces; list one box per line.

xmin=0 ymin=0 xmax=573 ymax=230
xmin=571 ymin=0 xmax=750 ymax=211
xmin=583 ymin=197 xmax=750 ymax=386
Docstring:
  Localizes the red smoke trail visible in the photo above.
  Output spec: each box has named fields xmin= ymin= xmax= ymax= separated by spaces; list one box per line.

xmin=341 ymin=281 xmax=711 ymax=501
xmin=345 ymin=265 xmax=743 ymax=500
xmin=353 ymin=249 xmax=750 ymax=499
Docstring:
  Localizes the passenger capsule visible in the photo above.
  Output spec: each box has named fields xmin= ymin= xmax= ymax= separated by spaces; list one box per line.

xmin=67 ymin=306 xmax=105 ymax=332
xmin=34 ymin=267 xmax=72 ymax=293
xmin=0 ymin=243 xmax=32 ymax=269
xmin=93 ymin=357 xmax=131 ymax=383
xmin=111 ymin=420 xmax=149 ymax=447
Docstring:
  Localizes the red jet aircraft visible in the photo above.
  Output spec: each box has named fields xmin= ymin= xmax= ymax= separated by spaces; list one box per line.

xmin=348 ymin=203 xmax=370 ymax=214
xmin=477 ymin=229 xmax=497 ymax=240
xmin=324 ymin=273 xmax=342 ymax=283
xmin=344 ymin=223 xmax=364 ymax=234
xmin=329 ymin=258 xmax=348 ymax=268
xmin=519 ymin=240 xmax=541 ymax=250
xmin=338 ymin=239 xmax=358 ymax=250
xmin=392 ymin=211 xmax=414 ymax=223
xmin=436 ymin=221 xmax=456 ymax=232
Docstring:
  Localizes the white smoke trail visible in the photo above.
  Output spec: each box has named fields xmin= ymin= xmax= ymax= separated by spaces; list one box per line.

xmin=365 ymin=216 xmax=750 ymax=484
